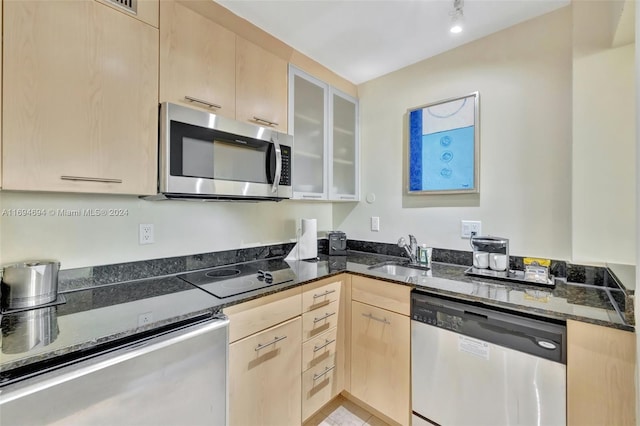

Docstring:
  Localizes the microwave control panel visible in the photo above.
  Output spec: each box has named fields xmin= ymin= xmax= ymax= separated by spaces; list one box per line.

xmin=279 ymin=146 xmax=291 ymax=186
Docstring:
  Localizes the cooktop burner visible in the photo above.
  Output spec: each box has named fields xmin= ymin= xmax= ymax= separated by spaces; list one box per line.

xmin=205 ymin=269 xmax=241 ymax=278
xmin=177 ymin=263 xmax=297 ymax=299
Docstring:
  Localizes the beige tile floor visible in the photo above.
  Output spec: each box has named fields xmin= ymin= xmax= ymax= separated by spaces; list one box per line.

xmin=303 ymin=395 xmax=390 ymax=426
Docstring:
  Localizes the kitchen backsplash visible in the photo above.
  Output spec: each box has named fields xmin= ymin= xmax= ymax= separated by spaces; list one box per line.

xmin=59 ymin=237 xmax=632 ymax=295
xmin=57 ymin=237 xmax=634 ymax=324
xmin=59 ymin=240 xmax=329 ymax=291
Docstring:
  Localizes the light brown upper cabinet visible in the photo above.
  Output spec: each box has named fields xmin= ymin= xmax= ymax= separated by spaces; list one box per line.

xmin=159 ymin=4 xmax=287 ymax=132
xmin=159 ymin=0 xmax=236 ymax=119
xmin=236 ymin=37 xmax=288 ymax=133
xmin=2 ymin=0 xmax=159 ymax=195
xmin=94 ymin=0 xmax=159 ymax=28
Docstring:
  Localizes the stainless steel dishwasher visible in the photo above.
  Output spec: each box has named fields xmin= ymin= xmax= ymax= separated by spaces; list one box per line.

xmin=411 ymin=290 xmax=566 ymax=426
xmin=0 ymin=315 xmax=229 ymax=426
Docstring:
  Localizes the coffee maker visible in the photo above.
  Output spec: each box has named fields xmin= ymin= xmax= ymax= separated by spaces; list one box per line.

xmin=470 ymin=236 xmax=510 ymax=276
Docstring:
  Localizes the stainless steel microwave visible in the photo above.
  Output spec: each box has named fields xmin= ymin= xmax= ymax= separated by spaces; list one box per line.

xmin=146 ymin=102 xmax=293 ymax=201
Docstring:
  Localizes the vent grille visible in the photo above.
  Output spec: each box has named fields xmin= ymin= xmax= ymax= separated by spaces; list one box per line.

xmin=105 ymin=0 xmax=137 ymax=14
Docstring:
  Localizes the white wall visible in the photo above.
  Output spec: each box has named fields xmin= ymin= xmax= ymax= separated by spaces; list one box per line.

xmin=0 ymin=191 xmax=332 ymax=269
xmin=573 ymin=43 xmax=636 ymax=265
xmin=337 ymin=7 xmax=573 ymax=260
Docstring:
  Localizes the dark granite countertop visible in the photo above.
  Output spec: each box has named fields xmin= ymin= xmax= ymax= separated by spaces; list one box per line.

xmin=1 ymin=249 xmax=633 ymax=384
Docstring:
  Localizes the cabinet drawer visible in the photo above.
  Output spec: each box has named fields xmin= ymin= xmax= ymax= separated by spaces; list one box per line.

xmin=302 ymin=354 xmax=339 ymax=421
xmin=302 ymin=301 xmax=339 ymax=341
xmin=302 ymin=327 xmax=338 ymax=372
xmin=223 ymin=287 xmax=302 ymax=343
xmin=302 ymin=279 xmax=341 ymax=312
xmin=351 ymin=276 xmax=411 ymax=316
xmin=229 ymin=317 xmax=302 ymax=426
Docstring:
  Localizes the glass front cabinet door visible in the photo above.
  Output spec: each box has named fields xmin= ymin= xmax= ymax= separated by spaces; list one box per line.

xmin=329 ymin=88 xmax=358 ymax=201
xmin=289 ymin=65 xmax=359 ymax=201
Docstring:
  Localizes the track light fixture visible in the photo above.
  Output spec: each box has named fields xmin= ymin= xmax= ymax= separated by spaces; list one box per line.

xmin=450 ymin=0 xmax=464 ymax=33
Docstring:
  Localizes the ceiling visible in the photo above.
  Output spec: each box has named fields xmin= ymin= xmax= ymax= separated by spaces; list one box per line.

xmin=216 ymin=0 xmax=571 ymax=85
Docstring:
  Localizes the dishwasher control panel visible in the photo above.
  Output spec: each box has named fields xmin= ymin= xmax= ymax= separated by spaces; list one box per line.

xmin=412 ymin=305 xmax=463 ymax=331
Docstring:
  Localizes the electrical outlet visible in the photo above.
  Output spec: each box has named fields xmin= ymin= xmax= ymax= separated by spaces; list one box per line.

xmin=461 ymin=220 xmax=481 ymax=238
xmin=371 ymin=216 xmax=380 ymax=232
xmin=139 ymin=224 xmax=154 ymax=245
xmin=138 ymin=312 xmax=153 ymax=326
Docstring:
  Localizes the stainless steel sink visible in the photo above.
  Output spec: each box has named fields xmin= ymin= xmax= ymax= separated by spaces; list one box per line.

xmin=367 ymin=261 xmax=430 ymax=278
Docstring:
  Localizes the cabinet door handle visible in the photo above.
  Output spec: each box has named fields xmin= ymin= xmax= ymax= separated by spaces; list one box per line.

xmin=313 ymin=338 xmax=336 ymax=352
xmin=313 ymin=312 xmax=336 ymax=323
xmin=252 ymin=116 xmax=278 ymax=127
xmin=313 ymin=289 xmax=336 ymax=299
xmin=339 ymin=196 xmax=355 ymax=200
xmin=254 ymin=335 xmax=287 ymax=351
xmin=302 ymin=195 xmax=323 ymax=199
xmin=312 ymin=365 xmax=336 ymax=381
xmin=184 ymin=96 xmax=222 ymax=110
xmin=61 ymin=176 xmax=122 ymax=184
xmin=362 ymin=312 xmax=391 ymax=325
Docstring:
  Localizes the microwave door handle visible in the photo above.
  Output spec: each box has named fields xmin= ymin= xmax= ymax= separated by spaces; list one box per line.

xmin=271 ymin=139 xmax=282 ymax=194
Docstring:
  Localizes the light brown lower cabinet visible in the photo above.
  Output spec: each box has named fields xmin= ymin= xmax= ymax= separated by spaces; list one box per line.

xmin=229 ymin=317 xmax=302 ymax=426
xmin=302 ymin=352 xmax=340 ymax=420
xmin=567 ymin=319 xmax=636 ymax=426
xmin=300 ymin=277 xmax=345 ymax=421
xmin=350 ymin=300 xmax=410 ymax=426
xmin=225 ymin=274 xmax=639 ymax=426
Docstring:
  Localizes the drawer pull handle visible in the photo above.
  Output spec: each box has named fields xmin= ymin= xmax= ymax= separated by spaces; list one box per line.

xmin=255 ymin=335 xmax=287 ymax=352
xmin=313 ymin=365 xmax=336 ymax=381
xmin=313 ymin=338 xmax=336 ymax=352
xmin=313 ymin=289 xmax=336 ymax=299
xmin=185 ymin=96 xmax=222 ymax=110
xmin=313 ymin=312 xmax=336 ymax=323
xmin=61 ymin=176 xmax=122 ymax=184
xmin=362 ymin=312 xmax=391 ymax=325
xmin=252 ymin=116 xmax=278 ymax=127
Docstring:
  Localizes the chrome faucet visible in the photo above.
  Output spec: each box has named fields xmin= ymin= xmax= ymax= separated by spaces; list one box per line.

xmin=398 ymin=234 xmax=418 ymax=264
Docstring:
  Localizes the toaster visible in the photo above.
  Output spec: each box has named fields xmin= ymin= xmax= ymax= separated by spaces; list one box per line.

xmin=327 ymin=231 xmax=347 ymax=256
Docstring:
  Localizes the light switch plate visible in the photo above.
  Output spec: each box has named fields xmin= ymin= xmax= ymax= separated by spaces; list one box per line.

xmin=371 ymin=216 xmax=380 ymax=232
xmin=461 ymin=220 xmax=481 ymax=238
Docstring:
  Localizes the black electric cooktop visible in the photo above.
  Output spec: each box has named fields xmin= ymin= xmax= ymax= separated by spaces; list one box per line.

xmin=178 ymin=261 xmax=296 ymax=298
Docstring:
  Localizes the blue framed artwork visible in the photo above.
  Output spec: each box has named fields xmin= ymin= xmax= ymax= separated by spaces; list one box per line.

xmin=407 ymin=92 xmax=479 ymax=194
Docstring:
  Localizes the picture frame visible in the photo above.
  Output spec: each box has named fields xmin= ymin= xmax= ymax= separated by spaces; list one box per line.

xmin=407 ymin=92 xmax=479 ymax=194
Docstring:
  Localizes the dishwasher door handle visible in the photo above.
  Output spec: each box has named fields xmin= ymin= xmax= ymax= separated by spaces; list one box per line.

xmin=464 ymin=310 xmax=488 ymax=319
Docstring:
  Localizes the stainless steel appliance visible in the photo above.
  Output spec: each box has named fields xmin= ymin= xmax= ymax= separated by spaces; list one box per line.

xmin=179 ymin=263 xmax=296 ymax=299
xmin=327 ymin=231 xmax=347 ymax=256
xmin=1 ymin=261 xmax=60 ymax=309
xmin=147 ymin=102 xmax=293 ymax=201
xmin=0 ymin=316 xmax=229 ymax=426
xmin=411 ymin=290 xmax=566 ymax=426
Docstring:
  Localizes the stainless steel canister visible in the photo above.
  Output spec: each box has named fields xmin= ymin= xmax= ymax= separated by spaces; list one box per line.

xmin=1 ymin=261 xmax=60 ymax=309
